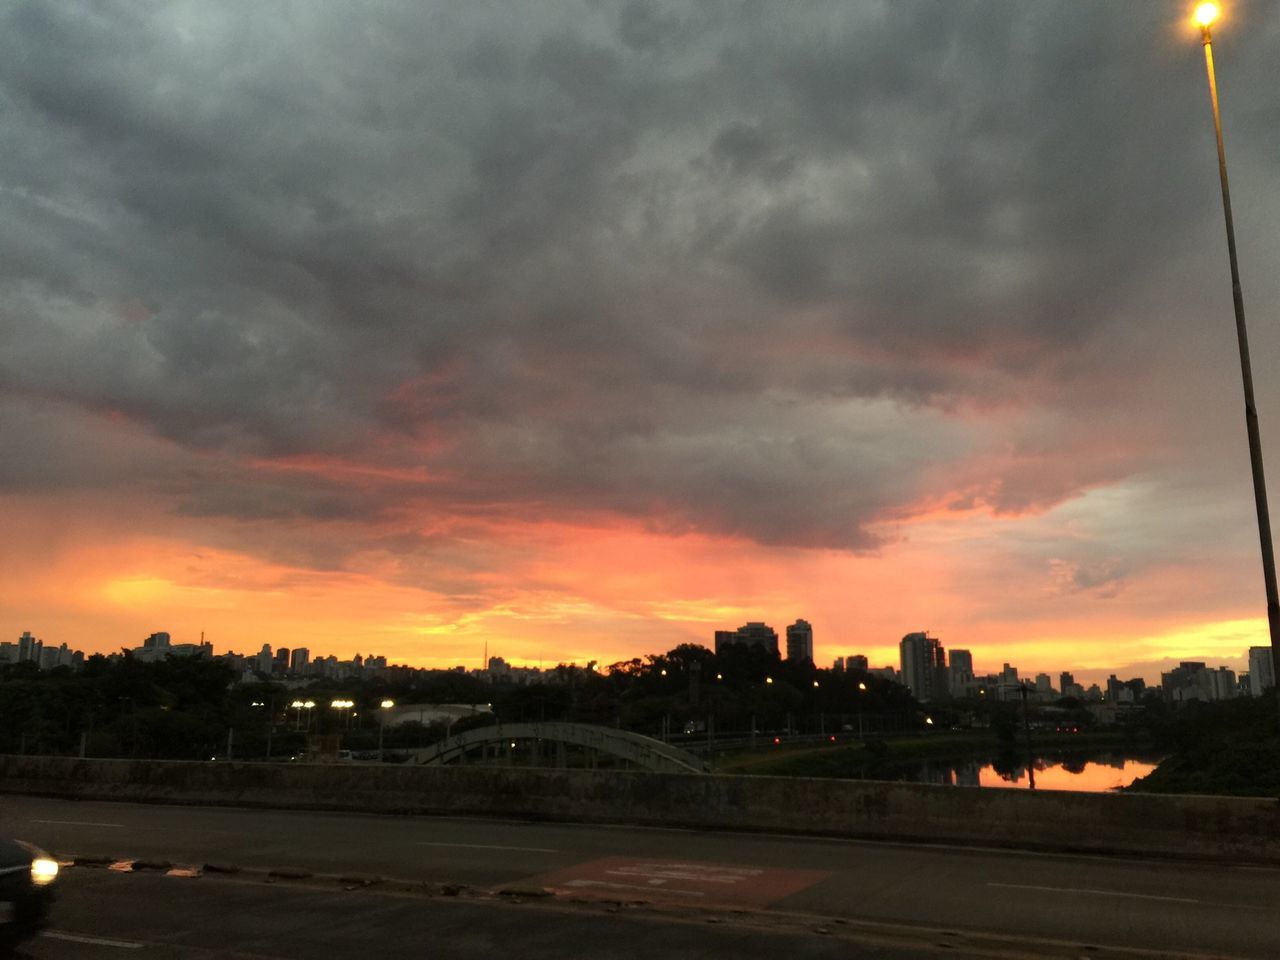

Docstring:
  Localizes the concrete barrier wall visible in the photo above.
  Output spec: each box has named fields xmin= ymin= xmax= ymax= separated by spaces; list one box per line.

xmin=2 ymin=754 xmax=1278 ymax=863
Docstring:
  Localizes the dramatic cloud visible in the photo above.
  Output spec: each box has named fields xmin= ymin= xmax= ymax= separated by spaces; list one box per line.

xmin=2 ymin=1 xmax=1278 ymax=676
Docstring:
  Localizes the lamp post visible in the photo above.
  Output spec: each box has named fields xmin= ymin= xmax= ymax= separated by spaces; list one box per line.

xmin=290 ymin=699 xmax=316 ymax=732
xmin=378 ymin=699 xmax=395 ymax=762
xmin=331 ymin=699 xmax=354 ymax=730
xmin=1195 ymin=2 xmax=1280 ymax=686
xmin=856 ymin=681 xmax=867 ymax=740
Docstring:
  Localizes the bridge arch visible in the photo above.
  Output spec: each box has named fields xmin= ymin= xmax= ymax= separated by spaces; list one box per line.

xmin=410 ymin=721 xmax=709 ymax=774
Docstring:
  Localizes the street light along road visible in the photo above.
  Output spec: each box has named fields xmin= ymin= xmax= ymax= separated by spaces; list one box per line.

xmin=1193 ymin=2 xmax=1280 ymax=688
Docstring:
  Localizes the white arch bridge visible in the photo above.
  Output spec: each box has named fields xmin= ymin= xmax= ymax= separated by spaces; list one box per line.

xmin=410 ymin=721 xmax=710 ymax=774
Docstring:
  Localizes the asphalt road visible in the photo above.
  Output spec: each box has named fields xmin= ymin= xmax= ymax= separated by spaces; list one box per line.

xmin=15 ymin=870 xmax=1125 ymax=960
xmin=6 ymin=795 xmax=1278 ymax=958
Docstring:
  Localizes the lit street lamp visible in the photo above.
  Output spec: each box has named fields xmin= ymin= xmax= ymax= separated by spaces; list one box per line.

xmin=856 ymin=681 xmax=867 ymax=740
xmin=290 ymin=699 xmax=317 ymax=731
xmin=1194 ymin=3 xmax=1280 ymax=686
xmin=331 ymin=699 xmax=354 ymax=730
xmin=378 ymin=699 xmax=395 ymax=762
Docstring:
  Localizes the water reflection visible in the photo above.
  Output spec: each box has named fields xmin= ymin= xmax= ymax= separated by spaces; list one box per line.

xmin=889 ymin=753 xmax=1160 ymax=792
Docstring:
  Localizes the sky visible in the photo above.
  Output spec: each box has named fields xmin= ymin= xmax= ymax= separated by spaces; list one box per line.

xmin=3 ymin=1 xmax=1279 ymax=684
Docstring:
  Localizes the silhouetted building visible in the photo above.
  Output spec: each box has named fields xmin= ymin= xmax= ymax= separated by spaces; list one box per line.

xmin=134 ymin=631 xmax=172 ymax=663
xmin=785 ymin=619 xmax=813 ymax=663
xmin=1208 ymin=666 xmax=1237 ymax=701
xmin=846 ymin=654 xmax=868 ymax=671
xmin=714 ymin=622 xmax=779 ymax=656
xmin=18 ymin=631 xmax=40 ymax=663
xmin=290 ymin=647 xmax=310 ymax=674
xmin=949 ymin=648 xmax=974 ymax=695
xmin=1162 ymin=661 xmax=1211 ymax=701
xmin=899 ymin=632 xmax=947 ymax=702
xmin=1248 ymin=646 xmax=1275 ymax=694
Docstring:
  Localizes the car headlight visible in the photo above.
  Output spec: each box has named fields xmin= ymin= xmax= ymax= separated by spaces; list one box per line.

xmin=30 ymin=857 xmax=59 ymax=886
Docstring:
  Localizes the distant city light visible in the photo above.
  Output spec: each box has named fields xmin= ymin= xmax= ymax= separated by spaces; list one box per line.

xmin=380 ymin=699 xmax=395 ymax=709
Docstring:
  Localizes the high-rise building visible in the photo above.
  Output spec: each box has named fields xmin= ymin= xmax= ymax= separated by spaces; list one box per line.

xmin=1106 ymin=674 xmax=1122 ymax=702
xmin=899 ymin=632 xmax=947 ymax=702
xmin=289 ymin=647 xmax=310 ymax=674
xmin=949 ymin=649 xmax=973 ymax=679
xmin=1248 ymin=646 xmax=1275 ymax=695
xmin=1035 ymin=673 xmax=1053 ymax=694
xmin=846 ymin=654 xmax=869 ymax=671
xmin=832 ymin=656 xmax=844 ymax=672
xmin=1208 ymin=667 xmax=1237 ymax=701
xmin=1060 ymin=671 xmax=1075 ymax=693
xmin=17 ymin=631 xmax=41 ymax=663
xmin=714 ymin=622 xmax=780 ymax=657
xmin=785 ymin=620 xmax=814 ymax=663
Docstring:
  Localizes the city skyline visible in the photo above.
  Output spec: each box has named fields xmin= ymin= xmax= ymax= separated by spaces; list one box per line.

xmin=3 ymin=4 xmax=1279 ymax=684
xmin=5 ymin=620 xmax=1266 ymax=690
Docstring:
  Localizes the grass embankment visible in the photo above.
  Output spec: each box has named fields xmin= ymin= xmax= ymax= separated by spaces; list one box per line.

xmin=714 ymin=729 xmax=1137 ymax=779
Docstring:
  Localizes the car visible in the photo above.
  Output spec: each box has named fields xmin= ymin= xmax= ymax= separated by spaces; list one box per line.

xmin=0 ymin=837 xmax=59 ymax=954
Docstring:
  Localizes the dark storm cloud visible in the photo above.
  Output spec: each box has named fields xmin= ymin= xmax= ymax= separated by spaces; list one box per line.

xmin=1 ymin=1 xmax=1275 ymax=555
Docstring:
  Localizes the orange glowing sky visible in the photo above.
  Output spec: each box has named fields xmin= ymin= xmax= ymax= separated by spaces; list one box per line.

xmin=2 ymin=3 xmax=1279 ymax=685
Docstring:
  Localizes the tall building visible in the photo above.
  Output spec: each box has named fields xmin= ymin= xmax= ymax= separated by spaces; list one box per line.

xmin=1162 ymin=662 xmax=1208 ymax=700
xmin=899 ymin=632 xmax=947 ymax=702
xmin=949 ymin=649 xmax=973 ymax=679
xmin=289 ymin=647 xmax=310 ymax=674
xmin=785 ymin=619 xmax=814 ymax=663
xmin=1060 ymin=671 xmax=1075 ymax=693
xmin=1208 ymin=667 xmax=1237 ymax=701
xmin=1106 ymin=674 xmax=1122 ymax=702
xmin=714 ymin=622 xmax=780 ymax=657
xmin=1248 ymin=646 xmax=1275 ymax=695
xmin=17 ymin=631 xmax=41 ymax=663
xmin=846 ymin=654 xmax=869 ymax=671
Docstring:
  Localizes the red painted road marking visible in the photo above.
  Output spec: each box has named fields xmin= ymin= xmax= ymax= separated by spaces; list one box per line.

xmin=527 ymin=856 xmax=828 ymax=907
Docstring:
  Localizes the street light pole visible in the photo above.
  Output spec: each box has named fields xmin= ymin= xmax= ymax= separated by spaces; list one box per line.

xmin=378 ymin=699 xmax=395 ymax=762
xmin=1196 ymin=4 xmax=1280 ymax=688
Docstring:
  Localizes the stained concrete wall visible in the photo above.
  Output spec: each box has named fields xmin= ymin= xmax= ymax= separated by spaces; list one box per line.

xmin=2 ymin=754 xmax=1278 ymax=863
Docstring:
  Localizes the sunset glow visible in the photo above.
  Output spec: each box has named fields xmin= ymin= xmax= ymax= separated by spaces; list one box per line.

xmin=2 ymin=3 xmax=1277 ymax=686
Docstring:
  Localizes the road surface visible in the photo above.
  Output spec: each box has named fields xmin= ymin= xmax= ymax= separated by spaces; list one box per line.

xmin=6 ymin=795 xmax=1277 ymax=958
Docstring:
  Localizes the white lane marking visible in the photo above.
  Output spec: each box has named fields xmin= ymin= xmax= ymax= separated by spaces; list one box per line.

xmin=43 ymin=931 xmax=144 ymax=949
xmin=417 ymin=841 xmax=559 ymax=854
xmin=31 ymin=819 xmax=124 ymax=828
xmin=988 ymin=881 xmax=1199 ymax=904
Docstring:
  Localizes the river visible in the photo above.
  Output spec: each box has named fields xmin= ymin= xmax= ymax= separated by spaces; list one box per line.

xmin=883 ymin=752 xmax=1161 ymax=792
